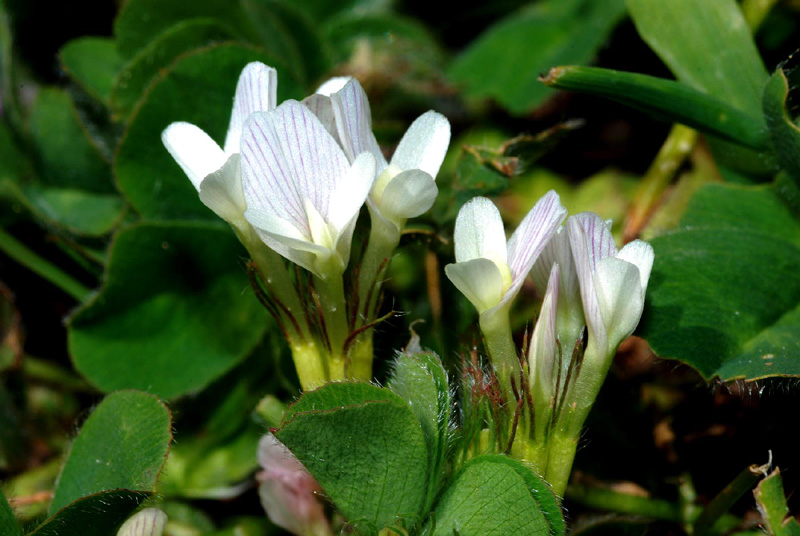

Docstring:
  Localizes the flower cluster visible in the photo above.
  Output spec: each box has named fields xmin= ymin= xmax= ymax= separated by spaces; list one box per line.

xmin=162 ymin=62 xmax=450 ymax=391
xmin=447 ymin=194 xmax=653 ymax=496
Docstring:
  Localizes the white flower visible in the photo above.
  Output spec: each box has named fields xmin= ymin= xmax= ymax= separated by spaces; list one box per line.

xmin=117 ymin=508 xmax=167 ymax=536
xmin=241 ymin=100 xmax=376 ymax=277
xmin=257 ymin=434 xmax=332 ymax=536
xmin=567 ymin=213 xmax=654 ymax=356
xmin=305 ymin=78 xmax=450 ymax=230
xmin=445 ymin=191 xmax=567 ymax=319
xmin=161 ymin=61 xmax=277 ymax=230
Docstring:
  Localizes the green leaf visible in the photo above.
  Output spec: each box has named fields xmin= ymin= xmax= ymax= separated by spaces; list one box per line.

xmin=31 ymin=490 xmax=150 ymax=536
xmin=114 ymin=0 xmax=252 ymax=58
xmin=68 ymin=221 xmax=268 ymax=399
xmin=22 ymin=186 xmax=126 ymax=236
xmin=29 ymin=88 xmax=113 ymax=193
xmin=541 ymin=66 xmax=768 ymax=150
xmin=626 ymin=0 xmax=768 ymax=113
xmin=59 ymin=37 xmax=125 ymax=105
xmin=426 ymin=454 xmax=565 ymax=536
xmin=0 ymin=488 xmax=21 ymax=536
xmin=763 ymin=69 xmax=800 ymax=189
xmin=115 ymin=43 xmax=300 ymax=220
xmin=640 ymin=183 xmax=800 ymax=380
xmin=110 ymin=19 xmax=236 ymax=120
xmin=388 ymin=352 xmax=451 ymax=512
xmin=283 ymin=0 xmax=392 ymax=22
xmin=448 ymin=0 xmax=626 ymax=114
xmin=754 ymin=469 xmax=800 ymax=536
xmin=276 ymin=382 xmax=429 ymax=534
xmin=50 ymin=390 xmax=171 ymax=513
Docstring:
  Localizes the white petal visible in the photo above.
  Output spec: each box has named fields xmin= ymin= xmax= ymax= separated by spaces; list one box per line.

xmin=245 ymin=208 xmax=329 ymax=275
xmin=506 ymin=190 xmax=566 ymax=295
xmin=453 ymin=197 xmax=507 ymax=265
xmin=593 ymin=256 xmax=645 ymax=350
xmin=531 ymin=226 xmax=578 ymax=302
xmin=302 ymin=93 xmax=339 ymax=144
xmin=117 ymin=508 xmax=167 ymax=536
xmin=390 ymin=111 xmax=451 ymax=178
xmin=198 ymin=154 xmax=247 ymax=227
xmin=315 ymin=76 xmax=351 ymax=96
xmin=224 ymin=62 xmax=277 ymax=154
xmin=529 ymin=263 xmax=559 ymax=397
xmin=161 ymin=122 xmax=226 ymax=190
xmin=329 ymin=78 xmax=388 ymax=170
xmin=376 ymin=168 xmax=438 ymax=223
xmin=241 ymin=103 xmax=350 ymax=237
xmin=328 ymin=152 xmax=376 ymax=266
xmin=617 ymin=240 xmax=654 ymax=294
xmin=572 ymin=212 xmax=618 ymax=271
xmin=567 ymin=216 xmax=607 ymax=353
xmin=445 ymin=258 xmax=506 ymax=314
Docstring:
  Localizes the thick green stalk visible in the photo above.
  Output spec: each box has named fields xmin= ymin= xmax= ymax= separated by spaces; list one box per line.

xmin=356 ymin=215 xmax=401 ymax=326
xmin=312 ymin=269 xmax=351 ymax=381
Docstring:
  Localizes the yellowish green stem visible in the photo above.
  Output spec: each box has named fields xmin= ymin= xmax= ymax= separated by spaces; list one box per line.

xmin=357 ymin=215 xmax=401 ymax=327
xmin=479 ymin=306 xmax=519 ymax=402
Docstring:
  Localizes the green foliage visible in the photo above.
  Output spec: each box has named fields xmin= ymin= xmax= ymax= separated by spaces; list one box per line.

xmin=763 ymin=69 xmax=800 ymax=190
xmin=388 ymin=352 xmax=451 ymax=512
xmin=49 ymin=390 xmax=171 ymax=513
xmin=31 ymin=491 xmax=151 ymax=536
xmin=424 ymin=454 xmax=564 ymax=536
xmin=68 ymin=222 xmax=267 ymax=399
xmin=0 ymin=489 xmax=20 ymax=536
xmin=754 ymin=469 xmax=800 ymax=536
xmin=641 ymin=183 xmax=800 ymax=380
xmin=28 ymin=88 xmax=113 ymax=193
xmin=449 ymin=0 xmax=626 ymax=114
xmin=276 ymin=382 xmax=429 ymax=534
xmin=59 ymin=37 xmax=125 ymax=105
xmin=626 ymin=0 xmax=767 ymax=113
xmin=109 ymin=19 xmax=236 ymax=120
xmin=115 ymin=43 xmax=298 ymax=220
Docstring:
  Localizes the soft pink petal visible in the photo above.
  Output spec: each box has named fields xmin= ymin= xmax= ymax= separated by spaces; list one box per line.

xmin=225 ymin=62 xmax=277 ymax=154
xmin=567 ymin=216 xmax=607 ymax=353
xmin=529 ymin=263 xmax=559 ymax=397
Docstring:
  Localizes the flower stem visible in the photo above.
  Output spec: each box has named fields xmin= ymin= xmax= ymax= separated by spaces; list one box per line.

xmin=312 ymin=270 xmax=352 ymax=381
xmin=479 ymin=307 xmax=520 ymax=402
xmin=357 ymin=215 xmax=400 ymax=326
xmin=0 ymin=228 xmax=91 ymax=302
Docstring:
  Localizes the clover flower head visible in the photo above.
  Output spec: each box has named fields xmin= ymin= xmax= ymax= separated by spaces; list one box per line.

xmin=241 ymin=100 xmax=376 ymax=277
xmin=161 ymin=61 xmax=277 ymax=229
xmin=445 ymin=191 xmax=567 ymax=319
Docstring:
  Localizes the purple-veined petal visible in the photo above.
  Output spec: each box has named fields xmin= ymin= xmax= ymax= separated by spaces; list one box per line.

xmin=529 ymin=263 xmax=559 ymax=397
xmin=224 ymin=62 xmax=277 ymax=155
xmin=505 ymin=190 xmax=566 ymax=307
xmin=315 ymin=76 xmax=351 ymax=96
xmin=257 ymin=435 xmax=332 ymax=536
xmin=198 ymin=154 xmax=247 ymax=227
xmin=161 ymin=122 xmax=226 ymax=190
xmin=241 ymin=103 xmax=350 ymax=236
xmin=117 ymin=508 xmax=167 ymax=536
xmin=445 ymin=258 xmax=506 ymax=314
xmin=329 ymin=78 xmax=387 ymax=170
xmin=617 ymin=240 xmax=654 ymax=294
xmin=453 ymin=197 xmax=507 ymax=264
xmin=567 ymin=216 xmax=607 ymax=354
xmin=377 ymin=168 xmax=438 ymax=223
xmin=328 ymin=152 xmax=376 ymax=266
xmin=572 ymin=212 xmax=617 ymax=271
xmin=593 ymin=256 xmax=645 ymax=350
xmin=390 ymin=111 xmax=451 ymax=178
xmin=245 ymin=207 xmax=330 ymax=275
